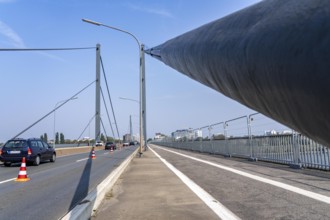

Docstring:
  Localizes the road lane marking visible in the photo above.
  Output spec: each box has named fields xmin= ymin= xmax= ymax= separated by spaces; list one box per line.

xmin=0 ymin=154 xmax=93 ymax=185
xmin=153 ymin=145 xmax=330 ymax=205
xmin=0 ymin=178 xmax=16 ymax=184
xmin=150 ymin=147 xmax=241 ymax=220
xmin=76 ymin=158 xmax=88 ymax=162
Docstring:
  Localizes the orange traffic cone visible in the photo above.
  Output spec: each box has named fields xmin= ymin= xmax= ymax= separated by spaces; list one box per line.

xmin=91 ymin=147 xmax=96 ymax=159
xmin=15 ymin=157 xmax=30 ymax=182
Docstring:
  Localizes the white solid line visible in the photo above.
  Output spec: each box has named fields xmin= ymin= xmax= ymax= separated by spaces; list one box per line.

xmin=0 ymin=178 xmax=16 ymax=184
xmin=76 ymin=158 xmax=88 ymax=162
xmin=153 ymin=145 xmax=330 ymax=205
xmin=149 ymin=147 xmax=241 ymax=220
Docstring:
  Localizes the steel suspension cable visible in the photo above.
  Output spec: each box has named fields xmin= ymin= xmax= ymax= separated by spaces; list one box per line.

xmin=100 ymin=56 xmax=120 ymax=139
xmin=12 ymin=80 xmax=96 ymax=139
xmin=0 ymin=47 xmax=96 ymax=51
xmin=100 ymin=87 xmax=115 ymax=138
xmin=100 ymin=118 xmax=108 ymax=141
xmin=76 ymin=114 xmax=96 ymax=143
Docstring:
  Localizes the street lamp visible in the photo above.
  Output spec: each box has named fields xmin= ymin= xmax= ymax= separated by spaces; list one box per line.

xmin=53 ymin=97 xmax=78 ymax=148
xmin=119 ymin=96 xmax=139 ymax=104
xmin=83 ymin=18 xmax=146 ymax=155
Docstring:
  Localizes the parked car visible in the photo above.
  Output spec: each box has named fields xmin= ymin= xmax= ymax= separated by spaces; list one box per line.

xmin=105 ymin=142 xmax=116 ymax=150
xmin=95 ymin=141 xmax=104 ymax=147
xmin=0 ymin=138 xmax=56 ymax=167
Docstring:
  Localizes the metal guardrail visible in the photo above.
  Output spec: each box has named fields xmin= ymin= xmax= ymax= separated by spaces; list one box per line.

xmin=153 ymin=134 xmax=330 ymax=171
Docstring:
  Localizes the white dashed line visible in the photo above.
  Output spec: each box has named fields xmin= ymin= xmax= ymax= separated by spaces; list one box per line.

xmin=0 ymin=178 xmax=16 ymax=184
xmin=76 ymin=158 xmax=88 ymax=162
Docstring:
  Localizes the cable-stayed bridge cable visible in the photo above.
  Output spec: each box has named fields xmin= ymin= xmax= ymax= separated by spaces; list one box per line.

xmin=100 ymin=87 xmax=115 ymax=137
xmin=12 ymin=80 xmax=96 ymax=139
xmin=100 ymin=56 xmax=120 ymax=139
xmin=76 ymin=114 xmax=96 ymax=143
xmin=0 ymin=47 xmax=96 ymax=51
xmin=100 ymin=118 xmax=108 ymax=141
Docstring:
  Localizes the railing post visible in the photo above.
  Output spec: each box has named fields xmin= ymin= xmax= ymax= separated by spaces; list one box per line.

xmin=290 ymin=131 xmax=302 ymax=169
xmin=224 ymin=122 xmax=231 ymax=157
xmin=248 ymin=113 xmax=259 ymax=161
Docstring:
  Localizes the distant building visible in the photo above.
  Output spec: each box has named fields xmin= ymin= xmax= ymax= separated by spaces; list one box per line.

xmin=172 ymin=129 xmax=195 ymax=140
xmin=154 ymin=133 xmax=166 ymax=140
xmin=132 ymin=134 xmax=139 ymax=141
xmin=123 ymin=134 xmax=131 ymax=142
xmin=264 ymin=130 xmax=278 ymax=136
xmin=194 ymin=130 xmax=203 ymax=139
xmin=281 ymin=130 xmax=293 ymax=135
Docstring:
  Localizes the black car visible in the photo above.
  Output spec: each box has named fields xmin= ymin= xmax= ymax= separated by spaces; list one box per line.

xmin=105 ymin=142 xmax=116 ymax=150
xmin=0 ymin=138 xmax=56 ymax=167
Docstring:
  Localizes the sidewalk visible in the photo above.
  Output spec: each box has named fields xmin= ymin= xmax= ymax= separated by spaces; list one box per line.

xmin=92 ymin=147 xmax=218 ymax=220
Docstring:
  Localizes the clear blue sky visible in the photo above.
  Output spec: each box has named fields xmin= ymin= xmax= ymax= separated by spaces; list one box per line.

xmin=1 ymin=0 xmax=291 ymax=143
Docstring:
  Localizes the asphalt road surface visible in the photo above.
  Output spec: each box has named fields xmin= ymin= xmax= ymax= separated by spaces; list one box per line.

xmin=151 ymin=145 xmax=330 ymax=220
xmin=0 ymin=146 xmax=137 ymax=220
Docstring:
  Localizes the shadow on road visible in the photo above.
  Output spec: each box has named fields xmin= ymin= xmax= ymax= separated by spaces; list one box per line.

xmin=68 ymin=147 xmax=93 ymax=211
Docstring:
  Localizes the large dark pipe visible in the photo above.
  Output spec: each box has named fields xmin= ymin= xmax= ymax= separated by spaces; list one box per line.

xmin=146 ymin=0 xmax=330 ymax=147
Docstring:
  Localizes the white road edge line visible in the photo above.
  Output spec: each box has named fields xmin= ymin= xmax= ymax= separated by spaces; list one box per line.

xmin=61 ymin=147 xmax=139 ymax=220
xmin=76 ymin=158 xmax=88 ymax=162
xmin=0 ymin=178 xmax=16 ymax=184
xmin=149 ymin=147 xmax=241 ymax=220
xmin=152 ymin=145 xmax=330 ymax=205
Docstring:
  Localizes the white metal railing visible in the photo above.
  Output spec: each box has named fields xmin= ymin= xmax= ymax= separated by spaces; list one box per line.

xmin=152 ymin=113 xmax=330 ymax=170
xmin=153 ymin=134 xmax=330 ymax=171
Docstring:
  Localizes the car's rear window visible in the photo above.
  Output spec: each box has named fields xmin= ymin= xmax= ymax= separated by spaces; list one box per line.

xmin=4 ymin=140 xmax=28 ymax=148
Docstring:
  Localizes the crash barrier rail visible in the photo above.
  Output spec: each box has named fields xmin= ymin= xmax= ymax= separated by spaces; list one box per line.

xmin=153 ymin=113 xmax=330 ymax=170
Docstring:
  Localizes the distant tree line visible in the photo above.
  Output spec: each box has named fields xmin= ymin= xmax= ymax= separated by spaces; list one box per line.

xmin=40 ymin=132 xmax=72 ymax=144
xmin=39 ymin=132 xmax=120 ymax=145
xmin=99 ymin=133 xmax=119 ymax=143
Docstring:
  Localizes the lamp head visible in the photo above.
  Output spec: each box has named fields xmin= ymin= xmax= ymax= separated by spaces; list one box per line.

xmin=82 ymin=18 xmax=102 ymax=26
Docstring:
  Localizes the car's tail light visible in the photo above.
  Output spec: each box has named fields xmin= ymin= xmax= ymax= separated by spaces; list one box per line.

xmin=0 ymin=149 xmax=2 ymax=155
xmin=28 ymin=147 xmax=32 ymax=155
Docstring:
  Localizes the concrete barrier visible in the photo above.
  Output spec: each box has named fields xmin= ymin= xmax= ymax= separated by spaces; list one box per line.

xmin=56 ymin=146 xmax=104 ymax=157
xmin=60 ymin=147 xmax=139 ymax=220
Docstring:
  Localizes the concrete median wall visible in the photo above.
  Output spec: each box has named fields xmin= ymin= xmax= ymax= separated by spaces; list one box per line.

xmin=55 ymin=146 xmax=104 ymax=156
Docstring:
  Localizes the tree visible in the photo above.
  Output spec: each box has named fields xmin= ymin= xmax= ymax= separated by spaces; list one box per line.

xmin=55 ymin=132 xmax=59 ymax=144
xmin=107 ymin=136 xmax=115 ymax=142
xmin=213 ymin=134 xmax=225 ymax=140
xmin=100 ymin=133 xmax=106 ymax=143
xmin=44 ymin=133 xmax=48 ymax=142
xmin=60 ymin=133 xmax=65 ymax=144
xmin=40 ymin=135 xmax=44 ymax=141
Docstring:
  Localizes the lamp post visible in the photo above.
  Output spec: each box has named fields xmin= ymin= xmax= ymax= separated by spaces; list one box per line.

xmin=53 ymin=97 xmax=78 ymax=148
xmin=83 ymin=18 xmax=146 ymax=155
xmin=119 ymin=96 xmax=140 ymax=104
